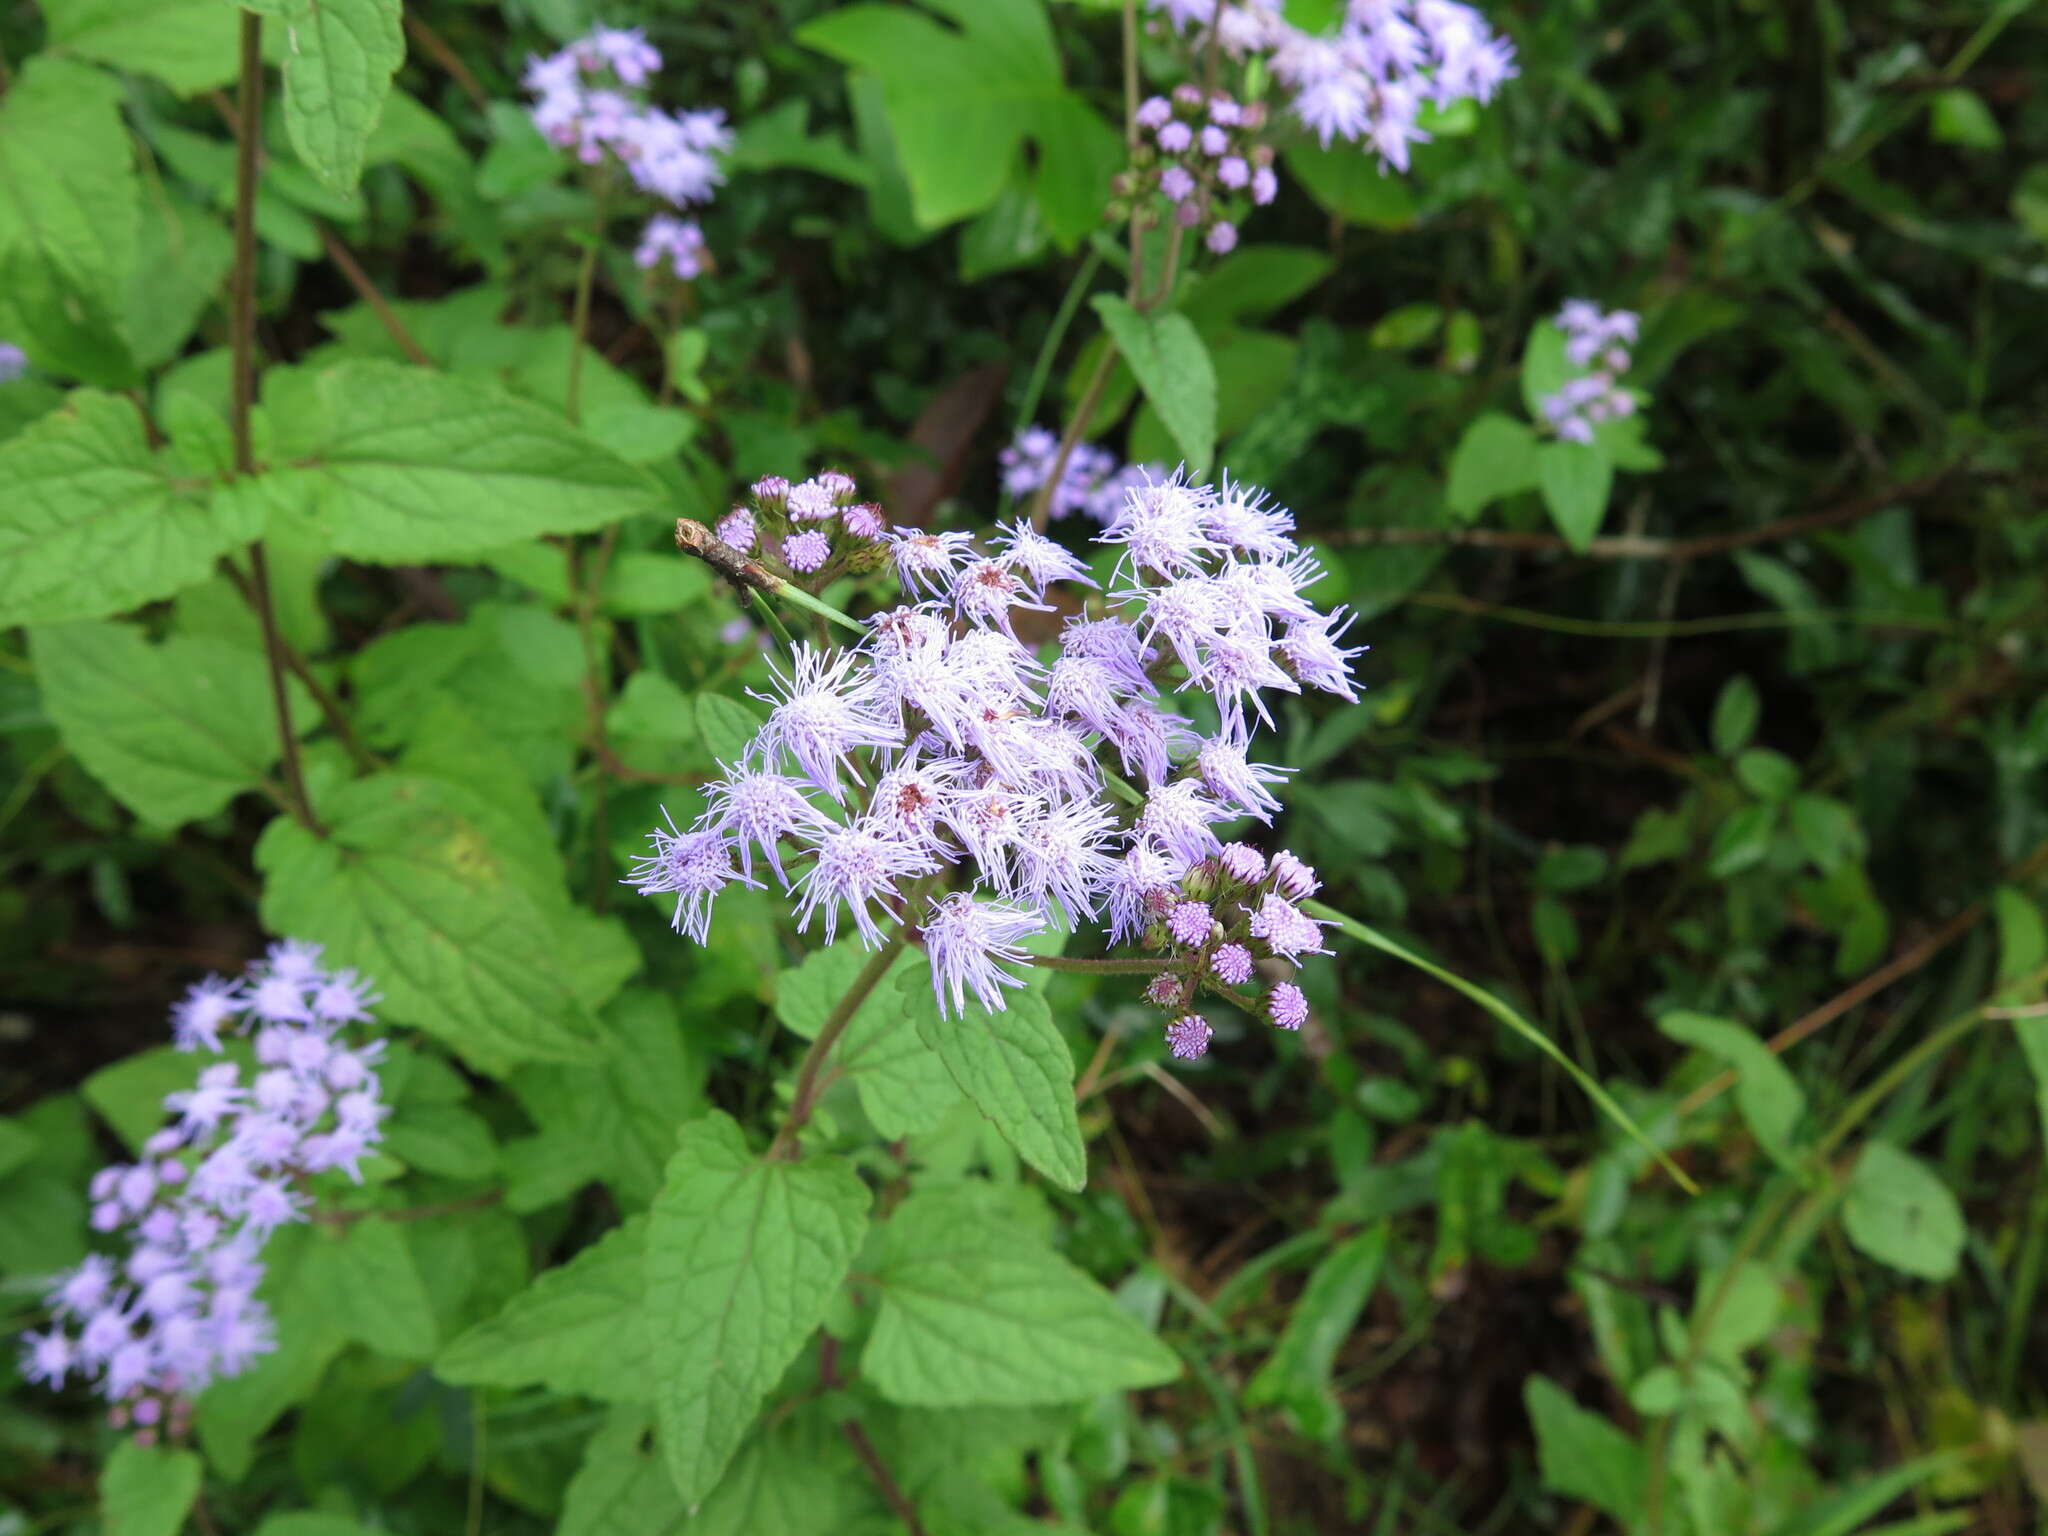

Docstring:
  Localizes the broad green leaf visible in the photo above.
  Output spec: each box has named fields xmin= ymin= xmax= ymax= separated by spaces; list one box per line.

xmin=645 ymin=1113 xmax=869 ymax=1503
xmin=559 ymin=1411 xmax=684 ymax=1536
xmin=438 ymin=1216 xmax=658 ymax=1403
xmin=1524 ymin=1374 xmax=1646 ymax=1526
xmin=1711 ymin=675 xmax=1761 ymax=756
xmin=1789 ymin=794 xmax=1865 ymax=873
xmin=302 ymin=1217 xmax=439 ymax=1359
xmin=1283 ymin=141 xmax=1417 ymax=228
xmin=1445 ymin=412 xmax=1539 ymax=520
xmin=776 ymin=943 xmax=961 ymax=1138
xmin=195 ymin=1226 xmax=347 ymax=1478
xmin=254 ymin=1518 xmax=384 ymax=1536
xmin=1842 ymin=1142 xmax=1964 ymax=1281
xmin=863 ymin=1186 xmax=1179 ymax=1406
xmin=256 ymin=0 xmax=405 ymax=194
xmin=126 ymin=192 xmax=235 ymax=372
xmin=898 ymin=961 xmax=1087 ymax=1190
xmin=1707 ymin=802 xmax=1778 ymax=878
xmin=258 ymin=362 xmax=660 ymax=564
xmin=383 ymin=1102 xmax=497 ymax=1180
xmin=1736 ymin=748 xmax=1800 ymax=802
xmin=0 ymin=58 xmax=139 ymax=329
xmin=698 ymin=692 xmax=765 ymax=767
xmin=100 ymin=1442 xmax=201 ymax=1536
xmin=0 ymin=392 xmax=258 ymax=627
xmin=1244 ymin=1226 xmax=1388 ymax=1420
xmin=42 ymin=0 xmax=240 ymax=92
xmin=0 ymin=1117 xmax=35 ymax=1182
xmin=1929 ymin=88 xmax=2002 ymax=151
xmin=1535 ymin=440 xmax=1613 ymax=551
xmin=798 ymin=0 xmax=1115 ymax=244
xmin=30 ymin=620 xmax=311 ymax=828
xmin=1693 ymin=1260 xmax=1782 ymax=1361
xmin=256 ymin=773 xmax=624 ymax=1071
xmin=1658 ymin=1012 xmax=1806 ymax=1169
xmin=1092 ymin=295 xmax=1216 ymax=476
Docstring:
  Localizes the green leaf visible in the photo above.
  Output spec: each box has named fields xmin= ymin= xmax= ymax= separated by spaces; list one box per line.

xmin=798 ymin=0 xmax=1114 ymax=244
xmin=254 ymin=1518 xmax=383 ymax=1536
xmin=42 ymin=0 xmax=241 ymax=92
xmin=29 ymin=620 xmax=311 ymax=828
xmin=1735 ymin=748 xmax=1800 ymax=802
xmin=698 ymin=692 xmax=766 ymax=768
xmin=438 ymin=1216 xmax=658 ymax=1403
xmin=0 ymin=392 xmax=259 ymax=627
xmin=383 ymin=1102 xmax=498 ymax=1180
xmin=1711 ymin=675 xmax=1761 ymax=756
xmin=1842 ymin=1142 xmax=1965 ymax=1281
xmin=302 ymin=1217 xmax=439 ymax=1359
xmin=1092 ymin=295 xmax=1216 ymax=477
xmin=863 ymin=1186 xmax=1179 ymax=1406
xmin=1535 ymin=440 xmax=1613 ymax=551
xmin=776 ymin=943 xmax=961 ymax=1138
xmin=256 ymin=0 xmax=405 ymax=194
xmin=1707 ymin=802 xmax=1778 ymax=878
xmin=1282 ymin=141 xmax=1417 ymax=228
xmin=559 ymin=1410 xmax=682 ymax=1536
xmin=258 ymin=362 xmax=660 ymax=563
xmin=0 ymin=1117 xmax=36 ymax=1182
xmin=645 ymin=1113 xmax=869 ymax=1503
xmin=1524 ymin=1374 xmax=1646 ymax=1527
xmin=1519 ymin=322 xmax=1572 ymax=419
xmin=1445 ymin=412 xmax=1540 ymax=520
xmin=1929 ymin=88 xmax=2002 ymax=151
xmin=1244 ymin=1226 xmax=1388 ymax=1418
xmin=1788 ymin=794 xmax=1865 ymax=873
xmin=898 ymin=961 xmax=1087 ymax=1190
xmin=1180 ymin=245 xmax=1333 ymax=328
xmin=100 ymin=1442 xmax=202 ymax=1536
xmin=257 ymin=773 xmax=624 ymax=1071
xmin=1658 ymin=1012 xmax=1806 ymax=1169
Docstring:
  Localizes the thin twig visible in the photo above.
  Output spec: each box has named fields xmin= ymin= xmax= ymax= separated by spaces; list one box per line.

xmin=1027 ymin=954 xmax=1175 ymax=975
xmin=318 ymin=225 xmax=434 ymax=365
xmin=217 ymin=560 xmax=381 ymax=773
xmin=403 ymin=12 xmax=490 ymax=110
xmin=768 ymin=929 xmax=912 ymax=1160
xmin=819 ymin=1337 xmax=929 ymax=1536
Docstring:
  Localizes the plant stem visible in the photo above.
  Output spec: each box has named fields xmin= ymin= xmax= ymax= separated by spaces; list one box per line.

xmin=1010 ymin=244 xmax=1105 ymax=447
xmin=768 ymin=926 xmax=911 ymax=1160
xmin=217 ymin=560 xmax=381 ymax=774
xmin=565 ymin=201 xmax=606 ymax=427
xmin=1027 ymin=954 xmax=1173 ymax=974
xmin=230 ymin=12 xmax=319 ymax=835
xmin=1305 ymin=900 xmax=1699 ymax=1195
xmin=1032 ymin=346 xmax=1118 ymax=532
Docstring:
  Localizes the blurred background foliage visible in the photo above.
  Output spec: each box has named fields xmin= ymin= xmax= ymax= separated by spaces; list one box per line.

xmin=4 ymin=0 xmax=2048 ymax=1532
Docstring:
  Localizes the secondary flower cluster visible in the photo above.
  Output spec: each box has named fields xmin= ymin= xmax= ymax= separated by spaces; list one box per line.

xmin=714 ymin=471 xmax=889 ymax=580
xmin=1540 ymin=301 xmax=1640 ymax=444
xmin=1154 ymin=0 xmax=1517 ymax=173
xmin=633 ymin=471 xmax=1363 ymax=1058
xmin=999 ymin=426 xmax=1167 ymax=524
xmin=1125 ymin=86 xmax=1279 ymax=254
xmin=0 ymin=341 xmax=25 ymax=384
xmin=19 ymin=943 xmax=389 ymax=1433
xmin=522 ymin=25 xmax=731 ymax=280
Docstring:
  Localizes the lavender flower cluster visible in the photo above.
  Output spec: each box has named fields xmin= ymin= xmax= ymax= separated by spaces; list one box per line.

xmin=632 ymin=471 xmax=1363 ymax=1059
xmin=1154 ymin=0 xmax=1516 ymax=173
xmin=0 ymin=341 xmax=25 ymax=384
xmin=999 ymin=426 xmax=1167 ymax=524
xmin=1539 ymin=300 xmax=1640 ymax=444
xmin=522 ymin=25 xmax=731 ymax=280
xmin=1127 ymin=86 xmax=1278 ymax=255
xmin=713 ymin=471 xmax=888 ymax=578
xmin=19 ymin=943 xmax=389 ymax=1433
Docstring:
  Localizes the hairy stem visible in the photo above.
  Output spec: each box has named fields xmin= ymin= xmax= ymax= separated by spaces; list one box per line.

xmin=230 ymin=12 xmax=319 ymax=835
xmin=768 ymin=927 xmax=911 ymax=1160
xmin=1027 ymin=954 xmax=1173 ymax=975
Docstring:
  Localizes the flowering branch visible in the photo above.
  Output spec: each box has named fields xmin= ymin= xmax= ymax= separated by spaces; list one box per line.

xmin=673 ymin=517 xmax=866 ymax=636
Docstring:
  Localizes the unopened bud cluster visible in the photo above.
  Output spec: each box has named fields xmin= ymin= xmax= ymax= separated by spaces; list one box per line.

xmin=1119 ymin=86 xmax=1278 ymax=256
xmin=715 ymin=472 xmax=890 ymax=584
xmin=1540 ymin=301 xmax=1640 ymax=444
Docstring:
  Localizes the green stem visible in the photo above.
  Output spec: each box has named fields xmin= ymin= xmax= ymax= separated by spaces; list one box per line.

xmin=1304 ymin=900 xmax=1699 ymax=1196
xmin=565 ymin=200 xmax=606 ymax=427
xmin=768 ymin=926 xmax=911 ymax=1160
xmin=748 ymin=588 xmax=800 ymax=652
xmin=1028 ymin=954 xmax=1173 ymax=975
xmin=771 ymin=580 xmax=866 ymax=638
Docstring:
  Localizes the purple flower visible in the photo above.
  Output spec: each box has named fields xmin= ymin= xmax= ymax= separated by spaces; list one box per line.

xmin=1167 ymin=900 xmax=1214 ymax=947
xmin=1160 ymin=164 xmax=1196 ymax=203
xmin=1138 ymin=780 xmax=1228 ymax=864
xmin=627 ymin=813 xmax=755 ymax=941
xmin=1251 ymin=165 xmax=1279 ymax=204
xmin=783 ymin=529 xmax=831 ymax=573
xmin=843 ymin=502 xmax=887 ymax=539
xmin=0 ymin=342 xmax=28 ymax=384
xmin=752 ymin=476 xmax=791 ymax=509
xmin=1267 ymin=850 xmax=1320 ymax=900
xmin=1217 ymin=155 xmax=1250 ymax=189
xmin=795 ymin=824 xmax=937 ymax=948
xmin=1267 ymin=982 xmax=1309 ymax=1030
xmin=1158 ymin=120 xmax=1194 ymax=153
xmin=634 ymin=214 xmax=708 ymax=280
xmin=883 ymin=528 xmax=978 ymax=599
xmin=749 ymin=645 xmax=904 ymax=800
xmin=717 ymin=507 xmax=757 ymax=551
xmin=923 ymin=894 xmax=1043 ymax=1015
xmin=1137 ymin=95 xmax=1173 ymax=128
xmin=1165 ymin=1014 xmax=1214 ymax=1059
xmin=702 ymin=769 xmax=833 ymax=884
xmin=171 ymin=976 xmax=240 ymax=1052
xmin=1249 ymin=895 xmax=1331 ymax=960
xmin=1212 ymin=944 xmax=1255 ymax=986
xmin=787 ymin=478 xmax=839 ymax=522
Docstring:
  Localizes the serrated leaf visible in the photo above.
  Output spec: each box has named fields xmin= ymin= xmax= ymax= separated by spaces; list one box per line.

xmin=30 ymin=620 xmax=311 ymax=828
xmin=101 ymin=1442 xmax=201 ymax=1536
xmin=863 ymin=1186 xmax=1179 ymax=1406
xmin=0 ymin=57 xmax=138 ymax=323
xmin=645 ymin=1113 xmax=869 ymax=1503
xmin=258 ymin=362 xmax=659 ymax=563
xmin=1092 ymin=295 xmax=1215 ymax=477
xmin=1658 ymin=1011 xmax=1806 ymax=1169
xmin=1445 ymin=412 xmax=1539 ymax=520
xmin=0 ymin=393 xmax=259 ymax=627
xmin=899 ymin=960 xmax=1087 ymax=1190
xmin=1535 ymin=439 xmax=1613 ymax=551
xmin=302 ymin=1217 xmax=439 ymax=1359
xmin=438 ymin=1217 xmax=658 ymax=1403
xmin=1842 ymin=1142 xmax=1964 ymax=1281
xmin=259 ymin=0 xmax=405 ymax=194
xmin=43 ymin=0 xmax=241 ymax=92
xmin=256 ymin=774 xmax=621 ymax=1071
xmin=777 ymin=943 xmax=961 ymax=1138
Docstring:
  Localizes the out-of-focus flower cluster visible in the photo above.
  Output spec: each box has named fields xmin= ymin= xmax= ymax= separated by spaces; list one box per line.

xmin=1540 ymin=300 xmax=1640 ymax=444
xmin=1152 ymin=0 xmax=1516 ymax=173
xmin=1123 ymin=85 xmax=1278 ymax=255
xmin=19 ymin=943 xmax=389 ymax=1436
xmin=634 ymin=470 xmax=1364 ymax=1059
xmin=1000 ymin=426 xmax=1169 ymax=525
xmin=522 ymin=25 xmax=731 ymax=280
xmin=713 ymin=471 xmax=890 ymax=581
xmin=0 ymin=341 xmax=26 ymax=384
